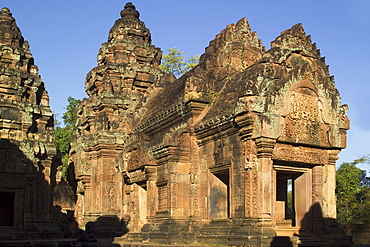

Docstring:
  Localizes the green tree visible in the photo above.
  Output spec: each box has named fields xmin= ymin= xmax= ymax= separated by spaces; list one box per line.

xmin=159 ymin=47 xmax=199 ymax=77
xmin=336 ymin=156 xmax=370 ymax=223
xmin=54 ymin=97 xmax=81 ymax=180
xmin=62 ymin=96 xmax=81 ymax=126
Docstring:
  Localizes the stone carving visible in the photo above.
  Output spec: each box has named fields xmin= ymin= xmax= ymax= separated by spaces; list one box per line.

xmin=70 ymin=3 xmax=351 ymax=246
xmin=0 ymin=7 xmax=57 ymax=238
xmin=70 ymin=2 xmax=164 ymax=232
xmin=273 ymin=143 xmax=329 ymax=165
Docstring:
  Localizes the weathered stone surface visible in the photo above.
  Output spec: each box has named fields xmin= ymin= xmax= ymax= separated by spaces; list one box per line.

xmin=70 ymin=3 xmax=164 ymax=235
xmin=0 ymin=7 xmax=58 ymax=238
xmin=71 ymin=3 xmax=351 ymax=246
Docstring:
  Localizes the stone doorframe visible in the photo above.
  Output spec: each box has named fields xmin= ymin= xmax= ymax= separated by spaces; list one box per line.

xmin=209 ymin=165 xmax=231 ymax=220
xmin=273 ymin=164 xmax=313 ymax=230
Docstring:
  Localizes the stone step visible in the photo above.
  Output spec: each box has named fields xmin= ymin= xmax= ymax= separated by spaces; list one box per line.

xmin=275 ymin=226 xmax=300 ymax=236
xmin=295 ymin=237 xmax=328 ymax=247
xmin=0 ymin=238 xmax=117 ymax=247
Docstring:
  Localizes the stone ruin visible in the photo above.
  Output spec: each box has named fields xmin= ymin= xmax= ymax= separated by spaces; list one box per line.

xmin=69 ymin=2 xmax=351 ymax=246
xmin=0 ymin=2 xmax=352 ymax=246
xmin=0 ymin=7 xmax=58 ymax=239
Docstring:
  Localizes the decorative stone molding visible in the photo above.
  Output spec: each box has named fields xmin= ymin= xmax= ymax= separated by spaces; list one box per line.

xmin=134 ymin=102 xmax=186 ymax=133
xmin=273 ymin=143 xmax=329 ymax=165
xmin=152 ymin=144 xmax=190 ymax=165
xmin=327 ymin=149 xmax=340 ymax=166
xmin=194 ymin=114 xmax=236 ymax=145
xmin=235 ymin=112 xmax=257 ymax=140
xmin=79 ymin=175 xmax=91 ymax=191
xmin=255 ymin=137 xmax=276 ymax=158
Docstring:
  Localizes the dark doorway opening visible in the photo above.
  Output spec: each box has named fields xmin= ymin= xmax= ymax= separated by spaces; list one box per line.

xmin=0 ymin=191 xmax=15 ymax=226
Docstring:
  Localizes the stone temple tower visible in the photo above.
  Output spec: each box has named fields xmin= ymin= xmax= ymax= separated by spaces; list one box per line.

xmin=72 ymin=3 xmax=351 ymax=246
xmin=70 ymin=2 xmax=164 ymax=229
xmin=0 ymin=7 xmax=57 ymax=237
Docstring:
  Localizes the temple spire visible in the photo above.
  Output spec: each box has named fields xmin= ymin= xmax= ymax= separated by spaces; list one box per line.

xmin=120 ymin=2 xmax=140 ymax=19
xmin=0 ymin=7 xmax=14 ymax=23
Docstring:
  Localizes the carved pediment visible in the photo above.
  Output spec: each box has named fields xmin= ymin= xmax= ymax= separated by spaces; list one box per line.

xmin=278 ymin=81 xmax=332 ymax=147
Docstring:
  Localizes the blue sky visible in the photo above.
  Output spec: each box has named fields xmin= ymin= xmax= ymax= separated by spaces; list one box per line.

xmin=2 ymin=0 xmax=370 ymax=167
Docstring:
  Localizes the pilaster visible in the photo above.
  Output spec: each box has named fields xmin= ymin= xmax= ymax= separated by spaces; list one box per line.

xmin=322 ymin=149 xmax=340 ymax=219
xmin=255 ymin=137 xmax=276 ymax=225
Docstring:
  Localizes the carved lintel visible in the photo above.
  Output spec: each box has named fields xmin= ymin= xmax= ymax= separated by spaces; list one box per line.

xmin=255 ymin=137 xmax=276 ymax=158
xmin=273 ymin=143 xmax=329 ymax=165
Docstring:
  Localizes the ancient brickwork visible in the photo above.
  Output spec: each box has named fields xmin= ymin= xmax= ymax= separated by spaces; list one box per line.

xmin=0 ymin=7 xmax=57 ymax=237
xmin=72 ymin=3 xmax=351 ymax=246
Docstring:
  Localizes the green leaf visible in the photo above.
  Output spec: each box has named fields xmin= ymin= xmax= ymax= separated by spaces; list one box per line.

xmin=160 ymin=47 xmax=199 ymax=77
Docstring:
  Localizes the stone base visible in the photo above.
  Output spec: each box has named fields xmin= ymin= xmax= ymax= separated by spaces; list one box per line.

xmin=141 ymin=219 xmax=201 ymax=244
xmin=118 ymin=218 xmax=353 ymax=247
xmin=130 ymin=218 xmax=277 ymax=247
xmin=0 ymin=218 xmax=64 ymax=241
xmin=198 ymin=219 xmax=276 ymax=247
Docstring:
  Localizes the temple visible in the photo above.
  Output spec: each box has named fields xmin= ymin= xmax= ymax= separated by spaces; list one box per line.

xmin=0 ymin=2 xmax=352 ymax=246
xmin=0 ymin=7 xmax=58 ymax=239
xmin=70 ymin=2 xmax=350 ymax=246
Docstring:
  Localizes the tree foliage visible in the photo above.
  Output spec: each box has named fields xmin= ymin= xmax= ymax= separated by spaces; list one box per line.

xmin=54 ymin=97 xmax=81 ymax=180
xmin=159 ymin=47 xmax=199 ymax=77
xmin=62 ymin=96 xmax=81 ymax=127
xmin=336 ymin=156 xmax=370 ymax=223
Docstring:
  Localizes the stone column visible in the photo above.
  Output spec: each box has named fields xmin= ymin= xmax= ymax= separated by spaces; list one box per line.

xmin=243 ymin=139 xmax=258 ymax=219
xmin=312 ymin=165 xmax=323 ymax=205
xmin=75 ymin=193 xmax=84 ymax=225
xmin=255 ymin=137 xmax=276 ymax=226
xmin=40 ymin=159 xmax=52 ymax=217
xmin=322 ymin=150 xmax=339 ymax=219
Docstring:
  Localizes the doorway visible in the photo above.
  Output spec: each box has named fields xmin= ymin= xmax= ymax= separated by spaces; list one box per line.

xmin=0 ymin=191 xmax=15 ymax=226
xmin=210 ymin=169 xmax=230 ymax=219
xmin=275 ymin=168 xmax=312 ymax=229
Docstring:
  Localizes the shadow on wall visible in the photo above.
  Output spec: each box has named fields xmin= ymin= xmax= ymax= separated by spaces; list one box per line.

xmin=51 ymin=206 xmax=127 ymax=245
xmin=270 ymin=203 xmax=352 ymax=247
xmin=270 ymin=236 xmax=293 ymax=247
xmin=51 ymin=205 xmax=79 ymax=238
xmin=0 ymin=138 xmax=52 ymax=235
xmin=52 ymin=160 xmax=127 ymax=245
xmin=76 ymin=215 xmax=127 ymax=246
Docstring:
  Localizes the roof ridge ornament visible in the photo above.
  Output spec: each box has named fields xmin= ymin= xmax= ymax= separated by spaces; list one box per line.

xmin=0 ymin=7 xmax=15 ymax=24
xmin=120 ymin=2 xmax=140 ymax=19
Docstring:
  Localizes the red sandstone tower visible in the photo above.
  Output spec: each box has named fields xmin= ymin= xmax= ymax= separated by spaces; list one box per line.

xmin=70 ymin=2 xmax=164 ymax=234
xmin=0 ymin=7 xmax=57 ymax=238
xmin=71 ymin=3 xmax=351 ymax=246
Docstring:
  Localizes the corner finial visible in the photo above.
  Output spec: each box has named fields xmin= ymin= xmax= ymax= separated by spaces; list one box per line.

xmin=1 ymin=7 xmax=12 ymax=16
xmin=120 ymin=2 xmax=140 ymax=19
xmin=0 ymin=7 xmax=15 ymax=23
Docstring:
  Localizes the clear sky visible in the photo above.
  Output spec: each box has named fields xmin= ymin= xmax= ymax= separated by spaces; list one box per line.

xmin=2 ymin=0 xmax=370 ymax=167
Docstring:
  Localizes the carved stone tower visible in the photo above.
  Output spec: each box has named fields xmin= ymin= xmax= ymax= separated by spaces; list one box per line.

xmin=71 ymin=2 xmax=164 ymax=229
xmin=72 ymin=3 xmax=350 ymax=246
xmin=0 ymin=7 xmax=57 ymax=237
